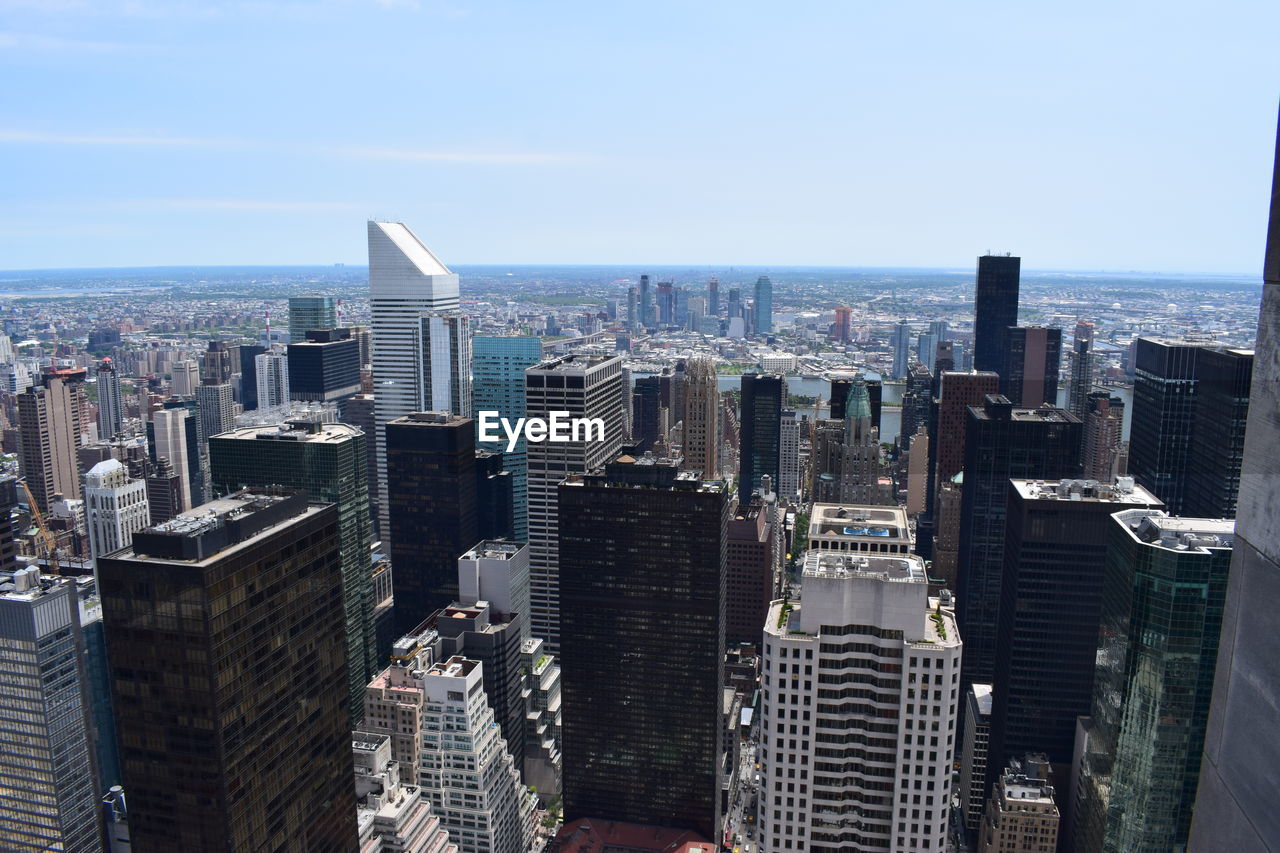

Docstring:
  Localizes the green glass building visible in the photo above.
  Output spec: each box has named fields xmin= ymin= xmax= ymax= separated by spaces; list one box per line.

xmin=473 ymin=335 xmax=542 ymax=542
xmin=208 ymin=417 xmax=375 ymax=720
xmin=1074 ymin=510 xmax=1234 ymax=853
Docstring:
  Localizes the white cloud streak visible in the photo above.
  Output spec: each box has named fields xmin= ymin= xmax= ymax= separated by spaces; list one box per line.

xmin=336 ymin=145 xmax=571 ymax=165
xmin=0 ymin=129 xmax=236 ymax=146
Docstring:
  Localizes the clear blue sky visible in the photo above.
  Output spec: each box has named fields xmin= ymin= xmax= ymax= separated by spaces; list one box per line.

xmin=2 ymin=0 xmax=1278 ymax=273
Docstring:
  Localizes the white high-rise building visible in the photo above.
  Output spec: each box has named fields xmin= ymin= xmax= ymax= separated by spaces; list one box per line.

xmin=419 ymin=313 xmax=472 ymax=417
xmin=420 ymin=656 xmax=533 ymax=853
xmin=254 ymin=350 xmax=290 ymax=409
xmin=524 ymin=354 xmax=625 ymax=652
xmin=150 ymin=408 xmax=192 ymax=512
xmin=779 ymin=409 xmax=800 ymax=501
xmin=195 ymin=382 xmax=235 ymax=442
xmin=83 ymin=459 xmax=150 ymax=560
xmin=760 ymin=551 xmax=962 ymax=853
xmin=368 ymin=220 xmax=460 ymax=540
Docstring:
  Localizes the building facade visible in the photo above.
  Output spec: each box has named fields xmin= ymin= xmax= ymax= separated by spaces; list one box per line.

xmin=208 ymin=418 xmax=377 ymax=720
xmin=759 ymin=551 xmax=962 ymax=853
xmin=558 ymin=455 xmax=727 ymax=839
xmin=98 ymin=490 xmax=356 ymax=853
xmin=472 ymin=335 xmax=542 ymax=542
xmin=973 ymin=253 xmax=1020 ymax=375
xmin=83 ymin=458 xmax=149 ymax=560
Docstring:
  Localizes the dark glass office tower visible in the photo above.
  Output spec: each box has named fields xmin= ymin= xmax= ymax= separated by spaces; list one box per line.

xmin=955 ymin=396 xmax=1082 ymax=689
xmin=1130 ymin=338 xmax=1253 ymax=517
xmin=988 ymin=478 xmax=1161 ymax=793
xmin=638 ymin=273 xmax=653 ymax=328
xmin=738 ymin=373 xmax=784 ymax=499
xmin=1185 ymin=345 xmax=1253 ymax=519
xmin=973 ymin=254 xmax=1021 ymax=374
xmin=287 ymin=328 xmax=361 ymax=403
xmin=98 ymin=490 xmax=355 ymax=853
xmin=1001 ymin=325 xmax=1062 ymax=407
xmin=237 ymin=343 xmax=265 ymax=411
xmin=208 ymin=418 xmax=376 ymax=720
xmin=558 ymin=454 xmax=726 ymax=840
xmin=386 ymin=412 xmax=478 ymax=633
xmin=1076 ymin=511 xmax=1234 ymax=853
xmin=631 ymin=375 xmax=662 ymax=451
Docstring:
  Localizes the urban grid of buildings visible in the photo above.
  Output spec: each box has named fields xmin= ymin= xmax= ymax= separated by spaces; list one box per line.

xmin=0 ymin=125 xmax=1276 ymax=853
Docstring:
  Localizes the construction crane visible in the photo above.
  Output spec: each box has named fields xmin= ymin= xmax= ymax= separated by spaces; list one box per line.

xmin=19 ymin=481 xmax=59 ymax=576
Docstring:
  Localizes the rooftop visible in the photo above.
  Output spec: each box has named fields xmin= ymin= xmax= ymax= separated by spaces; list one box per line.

xmin=215 ymin=419 xmax=362 ymax=444
xmin=1118 ymin=510 xmax=1236 ymax=552
xmin=460 ymin=541 xmax=525 ymax=561
xmin=802 ymin=551 xmax=926 ymax=584
xmin=809 ymin=503 xmax=910 ymax=539
xmin=1012 ymin=477 xmax=1161 ymax=505
xmin=388 ymin=410 xmax=470 ymax=427
xmin=369 ymin=220 xmax=452 ymax=276
xmin=529 ymin=353 xmax=621 ymax=373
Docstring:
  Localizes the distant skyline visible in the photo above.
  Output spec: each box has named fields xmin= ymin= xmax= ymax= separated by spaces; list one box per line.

xmin=3 ymin=1 xmax=1279 ymax=273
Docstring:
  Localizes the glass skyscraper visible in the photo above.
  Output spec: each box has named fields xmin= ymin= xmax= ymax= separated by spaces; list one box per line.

xmin=287 ymin=295 xmax=338 ymax=343
xmin=208 ymin=420 xmax=375 ymax=720
xmin=753 ymin=274 xmax=773 ymax=335
xmin=1076 ymin=511 xmax=1234 ymax=852
xmin=473 ymin=335 xmax=542 ymax=542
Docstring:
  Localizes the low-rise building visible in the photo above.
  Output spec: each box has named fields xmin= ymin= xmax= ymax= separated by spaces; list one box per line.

xmin=979 ymin=755 xmax=1060 ymax=853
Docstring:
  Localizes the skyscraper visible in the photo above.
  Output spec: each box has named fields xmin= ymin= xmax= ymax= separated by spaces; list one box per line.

xmin=17 ymin=370 xmax=84 ymax=511
xmin=754 ymin=275 xmax=773 ymax=335
xmin=1067 ymin=321 xmax=1095 ymax=419
xmin=892 ymin=318 xmax=911 ymax=379
xmin=170 ymin=359 xmax=199 ymax=397
xmin=682 ymin=354 xmax=720 ymax=479
xmin=419 ymin=312 xmax=472 ymax=417
xmin=638 ymin=273 xmax=653 ymax=328
xmin=199 ymin=341 xmax=234 ymax=386
xmin=833 ymin=305 xmax=852 ymax=343
xmin=368 ymin=220 xmax=461 ymax=543
xmin=558 ymin=454 xmax=727 ymax=839
xmin=725 ymin=492 xmax=778 ymax=646
xmin=473 ymin=335 xmax=543 ymax=542
xmin=209 ymin=418 xmax=376 ymax=720
xmin=98 ymin=490 xmax=356 ymax=852
xmin=417 ymin=657 xmax=534 ymax=853
xmin=708 ymin=276 xmax=720 ymax=316
xmin=385 ymin=412 xmax=479 ymax=633
xmin=759 ymin=551 xmax=961 ymax=853
xmin=973 ymin=254 xmax=1021 ymax=374
xmin=955 ymin=397 xmax=1082 ymax=688
xmin=0 ymin=571 xmax=102 ymax=853
xmin=96 ymin=357 xmax=124 ymax=440
xmin=254 ymin=348 xmax=290 ymax=408
xmin=630 ymin=374 xmax=662 ymax=451
xmin=1129 ymin=338 xmax=1253 ymax=516
xmin=236 ymin=343 xmax=265 ymax=411
xmin=1001 ymin=326 xmax=1062 ymax=408
xmin=738 ymin=372 xmax=784 ymax=499
xmin=288 ymin=295 xmax=338 ymax=342
xmin=83 ymin=458 xmax=150 ymax=560
xmin=287 ymin=328 xmax=362 ymax=403
xmin=988 ymin=478 xmax=1161 ymax=791
xmin=1082 ymin=391 xmax=1125 ymax=482
xmin=979 ymin=756 xmax=1060 ymax=853
xmin=1076 ymin=511 xmax=1234 ymax=853
xmin=194 ymin=381 xmax=234 ymax=442
xmin=779 ymin=409 xmax=800 ymax=500
xmin=1189 ymin=120 xmax=1280 ymax=851
xmin=148 ymin=406 xmax=194 ymax=512
xmin=525 ymin=354 xmax=625 ymax=652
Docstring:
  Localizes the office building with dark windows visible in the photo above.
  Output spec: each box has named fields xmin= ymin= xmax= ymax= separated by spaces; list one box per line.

xmin=385 ymin=411 xmax=479 ymax=634
xmin=97 ymin=490 xmax=355 ymax=853
xmin=558 ymin=454 xmax=727 ymax=840
xmin=1129 ymin=338 xmax=1253 ymax=517
xmin=973 ymin=253 xmax=1021 ymax=374
xmin=1076 ymin=511 xmax=1233 ymax=853
xmin=1000 ymin=325 xmax=1062 ymax=408
xmin=287 ymin=327 xmax=362 ymax=403
xmin=988 ymin=478 xmax=1161 ymax=793
xmin=738 ymin=372 xmax=784 ymax=500
xmin=208 ymin=417 xmax=376 ymax=720
xmin=955 ymin=397 xmax=1082 ymax=689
